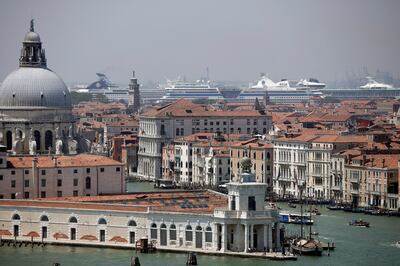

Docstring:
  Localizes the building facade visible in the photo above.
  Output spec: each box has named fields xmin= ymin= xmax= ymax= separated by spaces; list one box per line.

xmin=138 ymin=99 xmax=272 ymax=181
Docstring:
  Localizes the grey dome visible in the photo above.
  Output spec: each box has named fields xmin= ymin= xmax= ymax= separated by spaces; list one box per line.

xmin=24 ymin=31 xmax=41 ymax=43
xmin=0 ymin=67 xmax=71 ymax=108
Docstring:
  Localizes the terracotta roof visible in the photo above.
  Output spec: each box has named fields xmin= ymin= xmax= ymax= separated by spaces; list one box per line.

xmin=0 ymin=230 xmax=12 ymax=236
xmin=7 ymin=154 xmax=123 ymax=169
xmin=141 ymin=99 xmax=269 ymax=118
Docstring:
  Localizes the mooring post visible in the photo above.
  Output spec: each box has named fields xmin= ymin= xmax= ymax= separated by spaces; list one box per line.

xmin=131 ymin=256 xmax=140 ymax=266
xmin=186 ymin=252 xmax=198 ymax=265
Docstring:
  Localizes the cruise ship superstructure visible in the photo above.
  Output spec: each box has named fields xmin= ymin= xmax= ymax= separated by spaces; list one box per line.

xmin=238 ymin=75 xmax=325 ymax=103
xmin=82 ymin=73 xmax=129 ymax=102
xmin=162 ymin=79 xmax=224 ymax=100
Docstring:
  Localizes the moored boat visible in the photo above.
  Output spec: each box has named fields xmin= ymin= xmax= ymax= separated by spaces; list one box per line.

xmin=349 ymin=219 xmax=370 ymax=227
xmin=288 ymin=202 xmax=297 ymax=208
xmin=291 ymin=239 xmax=322 ymax=256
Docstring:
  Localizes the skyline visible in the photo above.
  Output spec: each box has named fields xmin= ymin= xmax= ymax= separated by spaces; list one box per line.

xmin=1 ymin=0 xmax=400 ymax=85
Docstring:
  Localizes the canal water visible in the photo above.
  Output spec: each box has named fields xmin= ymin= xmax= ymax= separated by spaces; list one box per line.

xmin=1 ymin=182 xmax=399 ymax=266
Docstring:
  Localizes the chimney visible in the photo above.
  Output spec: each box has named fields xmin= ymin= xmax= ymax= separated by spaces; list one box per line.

xmin=382 ymin=158 xmax=385 ymax=168
xmin=371 ymin=158 xmax=374 ymax=167
xmin=362 ymin=155 xmax=366 ymax=166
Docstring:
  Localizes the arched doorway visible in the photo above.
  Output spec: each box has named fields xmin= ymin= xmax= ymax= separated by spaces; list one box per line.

xmin=6 ymin=131 xmax=12 ymax=150
xmin=45 ymin=130 xmax=53 ymax=150
xmin=34 ymin=130 xmax=41 ymax=152
xmin=160 ymin=224 xmax=167 ymax=246
xmin=195 ymin=226 xmax=202 ymax=248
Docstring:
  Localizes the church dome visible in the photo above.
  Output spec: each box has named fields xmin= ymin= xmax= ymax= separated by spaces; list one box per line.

xmin=24 ymin=31 xmax=40 ymax=43
xmin=0 ymin=67 xmax=71 ymax=108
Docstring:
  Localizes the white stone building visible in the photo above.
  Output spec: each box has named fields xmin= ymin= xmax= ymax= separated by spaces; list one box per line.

xmin=138 ymin=99 xmax=271 ymax=181
xmin=0 ymin=171 xmax=282 ymax=255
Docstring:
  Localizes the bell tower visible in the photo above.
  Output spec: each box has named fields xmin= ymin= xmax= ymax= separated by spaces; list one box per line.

xmin=128 ymin=70 xmax=140 ymax=114
xmin=19 ymin=19 xmax=47 ymax=68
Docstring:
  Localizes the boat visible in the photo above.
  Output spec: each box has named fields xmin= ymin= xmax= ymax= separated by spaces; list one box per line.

xmin=279 ymin=213 xmax=314 ymax=225
xmin=238 ymin=74 xmax=325 ymax=103
xmin=327 ymin=205 xmax=343 ymax=211
xmin=84 ymin=73 xmax=129 ymax=102
xmin=161 ymin=78 xmax=224 ymax=100
xmin=360 ymin=77 xmax=393 ymax=90
xmin=288 ymin=202 xmax=297 ymax=208
xmin=396 ymin=241 xmax=400 ymax=248
xmin=290 ymin=238 xmax=322 ymax=256
xmin=349 ymin=219 xmax=370 ymax=228
xmin=310 ymin=207 xmax=321 ymax=215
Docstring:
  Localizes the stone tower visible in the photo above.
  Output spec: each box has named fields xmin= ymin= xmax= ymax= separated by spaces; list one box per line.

xmin=128 ymin=71 xmax=140 ymax=114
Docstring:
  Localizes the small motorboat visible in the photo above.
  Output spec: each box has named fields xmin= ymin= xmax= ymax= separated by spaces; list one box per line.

xmin=349 ymin=219 xmax=370 ymax=227
xmin=288 ymin=203 xmax=297 ymax=208
xmin=396 ymin=241 xmax=400 ymax=248
xmin=311 ymin=208 xmax=321 ymax=215
xmin=311 ymin=231 xmax=319 ymax=236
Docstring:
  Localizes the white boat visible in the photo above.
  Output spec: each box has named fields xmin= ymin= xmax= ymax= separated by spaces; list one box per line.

xmin=238 ymin=74 xmax=324 ymax=103
xmin=297 ymin=78 xmax=326 ymax=89
xmin=360 ymin=77 xmax=393 ymax=90
xmin=162 ymin=78 xmax=224 ymax=100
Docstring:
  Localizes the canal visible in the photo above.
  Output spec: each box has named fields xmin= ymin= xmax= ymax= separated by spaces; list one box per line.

xmin=0 ymin=182 xmax=399 ymax=265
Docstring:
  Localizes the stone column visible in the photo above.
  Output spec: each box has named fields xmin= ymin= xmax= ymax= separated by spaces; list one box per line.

xmin=244 ymin=224 xmax=249 ymax=252
xmin=263 ymin=224 xmax=267 ymax=251
xmin=221 ymin=223 xmax=227 ymax=252
xmin=268 ymin=224 xmax=272 ymax=252
xmin=250 ymin=224 xmax=254 ymax=249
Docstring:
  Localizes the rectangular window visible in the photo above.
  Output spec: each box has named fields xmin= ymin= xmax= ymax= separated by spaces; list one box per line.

xmin=41 ymin=191 xmax=46 ymax=198
xmin=58 ymin=169 xmax=62 ymax=174
xmin=73 ymin=179 xmax=78 ymax=186
xmin=116 ymin=167 xmax=120 ymax=172
xmin=42 ymin=226 xmax=47 ymax=239
xmin=0 ymin=175 xmax=3 ymax=180
xmin=86 ymin=168 xmax=90 ymax=174
xmin=11 ymin=180 xmax=16 ymax=188
xmin=11 ymin=193 xmax=16 ymax=199
xmin=73 ymin=190 xmax=78 ymax=196
xmin=24 ymin=192 xmax=29 ymax=198
xmin=248 ymin=196 xmax=256 ymax=211
xmin=11 ymin=170 xmax=15 ymax=175
xmin=100 ymin=168 xmax=105 ymax=172
xmin=41 ymin=179 xmax=46 ymax=187
xmin=24 ymin=179 xmax=29 ymax=187
xmin=25 ymin=170 xmax=29 ymax=175
xmin=41 ymin=170 xmax=46 ymax=175
xmin=73 ymin=169 xmax=78 ymax=174
xmin=57 ymin=179 xmax=62 ymax=187
xmin=57 ymin=191 xmax=62 ymax=197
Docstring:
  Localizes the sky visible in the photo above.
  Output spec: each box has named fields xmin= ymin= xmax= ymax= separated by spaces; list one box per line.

xmin=0 ymin=0 xmax=400 ymax=85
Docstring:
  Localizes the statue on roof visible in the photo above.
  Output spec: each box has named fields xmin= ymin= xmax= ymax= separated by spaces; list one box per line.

xmin=29 ymin=128 xmax=37 ymax=155
xmin=30 ymin=19 xmax=34 ymax=32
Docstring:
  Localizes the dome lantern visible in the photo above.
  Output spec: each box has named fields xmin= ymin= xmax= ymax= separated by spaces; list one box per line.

xmin=19 ymin=19 xmax=47 ymax=68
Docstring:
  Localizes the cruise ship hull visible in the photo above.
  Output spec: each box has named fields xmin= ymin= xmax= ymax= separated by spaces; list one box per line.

xmin=238 ymin=90 xmax=317 ymax=103
xmin=322 ymin=88 xmax=400 ymax=99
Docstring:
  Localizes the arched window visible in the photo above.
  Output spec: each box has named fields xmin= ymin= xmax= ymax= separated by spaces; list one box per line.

xmin=12 ymin=213 xmax=20 ymax=220
xmin=150 ymin=223 xmax=157 ymax=239
xmin=85 ymin=177 xmax=91 ymax=189
xmin=169 ymin=224 xmax=177 ymax=240
xmin=69 ymin=216 xmax=78 ymax=223
xmin=160 ymin=224 xmax=167 ymax=229
xmin=128 ymin=220 xmax=137 ymax=227
xmin=266 ymin=152 xmax=271 ymax=160
xmin=185 ymin=225 xmax=193 ymax=242
xmin=34 ymin=130 xmax=41 ymax=151
xmin=160 ymin=223 xmax=167 ymax=245
xmin=44 ymin=130 xmax=53 ymax=150
xmin=205 ymin=226 xmax=212 ymax=243
xmin=6 ymin=131 xmax=12 ymax=150
xmin=98 ymin=218 xmax=107 ymax=225
xmin=40 ymin=215 xmax=49 ymax=222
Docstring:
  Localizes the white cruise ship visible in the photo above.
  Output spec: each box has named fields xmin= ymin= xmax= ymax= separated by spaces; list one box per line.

xmin=162 ymin=79 xmax=224 ymax=100
xmin=360 ymin=77 xmax=393 ymax=90
xmin=238 ymin=75 xmax=324 ymax=103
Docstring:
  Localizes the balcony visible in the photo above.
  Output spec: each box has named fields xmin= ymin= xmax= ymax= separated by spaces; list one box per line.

xmin=331 ymin=185 xmax=342 ymax=191
xmin=213 ymin=208 xmax=278 ymax=219
xmin=350 ymin=189 xmax=359 ymax=194
xmin=350 ymin=177 xmax=359 ymax=183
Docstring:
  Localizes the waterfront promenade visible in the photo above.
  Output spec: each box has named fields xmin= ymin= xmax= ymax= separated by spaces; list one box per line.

xmin=1 ymin=182 xmax=400 ymax=265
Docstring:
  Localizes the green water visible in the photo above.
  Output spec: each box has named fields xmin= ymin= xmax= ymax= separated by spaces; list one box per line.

xmin=1 ymin=182 xmax=399 ymax=265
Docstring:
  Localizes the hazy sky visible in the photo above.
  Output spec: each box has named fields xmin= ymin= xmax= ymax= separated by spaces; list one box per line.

xmin=1 ymin=0 xmax=399 ymax=85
